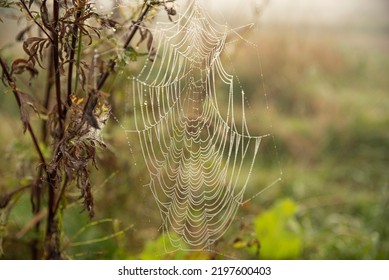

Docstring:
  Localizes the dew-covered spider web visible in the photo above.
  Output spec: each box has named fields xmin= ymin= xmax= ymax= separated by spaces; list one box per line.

xmin=120 ymin=0 xmax=281 ymax=251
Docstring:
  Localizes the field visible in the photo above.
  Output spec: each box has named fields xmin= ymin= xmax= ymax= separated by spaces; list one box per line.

xmin=0 ymin=0 xmax=388 ymax=259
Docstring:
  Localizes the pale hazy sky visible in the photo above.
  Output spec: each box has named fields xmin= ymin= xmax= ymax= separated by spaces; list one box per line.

xmin=196 ymin=0 xmax=389 ymax=28
xmin=1 ymin=0 xmax=388 ymax=47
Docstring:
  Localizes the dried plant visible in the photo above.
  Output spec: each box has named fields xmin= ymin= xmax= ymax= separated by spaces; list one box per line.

xmin=0 ymin=0 xmax=176 ymax=259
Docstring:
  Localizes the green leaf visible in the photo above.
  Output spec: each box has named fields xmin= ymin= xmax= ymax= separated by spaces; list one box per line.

xmin=253 ymin=198 xmax=302 ymax=259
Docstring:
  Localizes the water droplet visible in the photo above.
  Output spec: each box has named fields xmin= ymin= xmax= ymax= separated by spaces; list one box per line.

xmin=144 ymin=101 xmax=148 ymax=106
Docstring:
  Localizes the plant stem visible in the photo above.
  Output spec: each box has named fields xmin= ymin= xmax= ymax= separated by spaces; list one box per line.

xmin=32 ymin=44 xmax=54 ymax=260
xmin=31 ymin=168 xmax=43 ymax=259
xmin=41 ymin=46 xmax=54 ymax=143
xmin=64 ymin=3 xmax=83 ymax=116
xmin=52 ymin=0 xmax=63 ymax=134
xmin=39 ymin=0 xmax=63 ymax=260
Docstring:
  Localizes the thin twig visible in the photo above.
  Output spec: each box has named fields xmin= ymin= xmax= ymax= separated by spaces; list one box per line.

xmin=97 ymin=2 xmax=152 ymax=90
xmin=19 ymin=0 xmax=54 ymax=43
xmin=0 ymin=57 xmax=47 ymax=167
xmin=53 ymin=174 xmax=68 ymax=215
xmin=0 ymin=185 xmax=30 ymax=209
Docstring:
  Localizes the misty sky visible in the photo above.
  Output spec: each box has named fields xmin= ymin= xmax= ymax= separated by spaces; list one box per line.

xmin=1 ymin=0 xmax=388 ymax=48
xmin=195 ymin=0 xmax=389 ymax=29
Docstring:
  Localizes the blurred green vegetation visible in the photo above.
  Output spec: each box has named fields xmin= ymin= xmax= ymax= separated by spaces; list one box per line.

xmin=253 ymin=198 xmax=302 ymax=259
xmin=1 ymin=4 xmax=388 ymax=260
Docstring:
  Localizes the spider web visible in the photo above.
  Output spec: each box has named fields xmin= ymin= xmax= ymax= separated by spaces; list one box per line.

xmin=122 ymin=0 xmax=277 ymax=250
